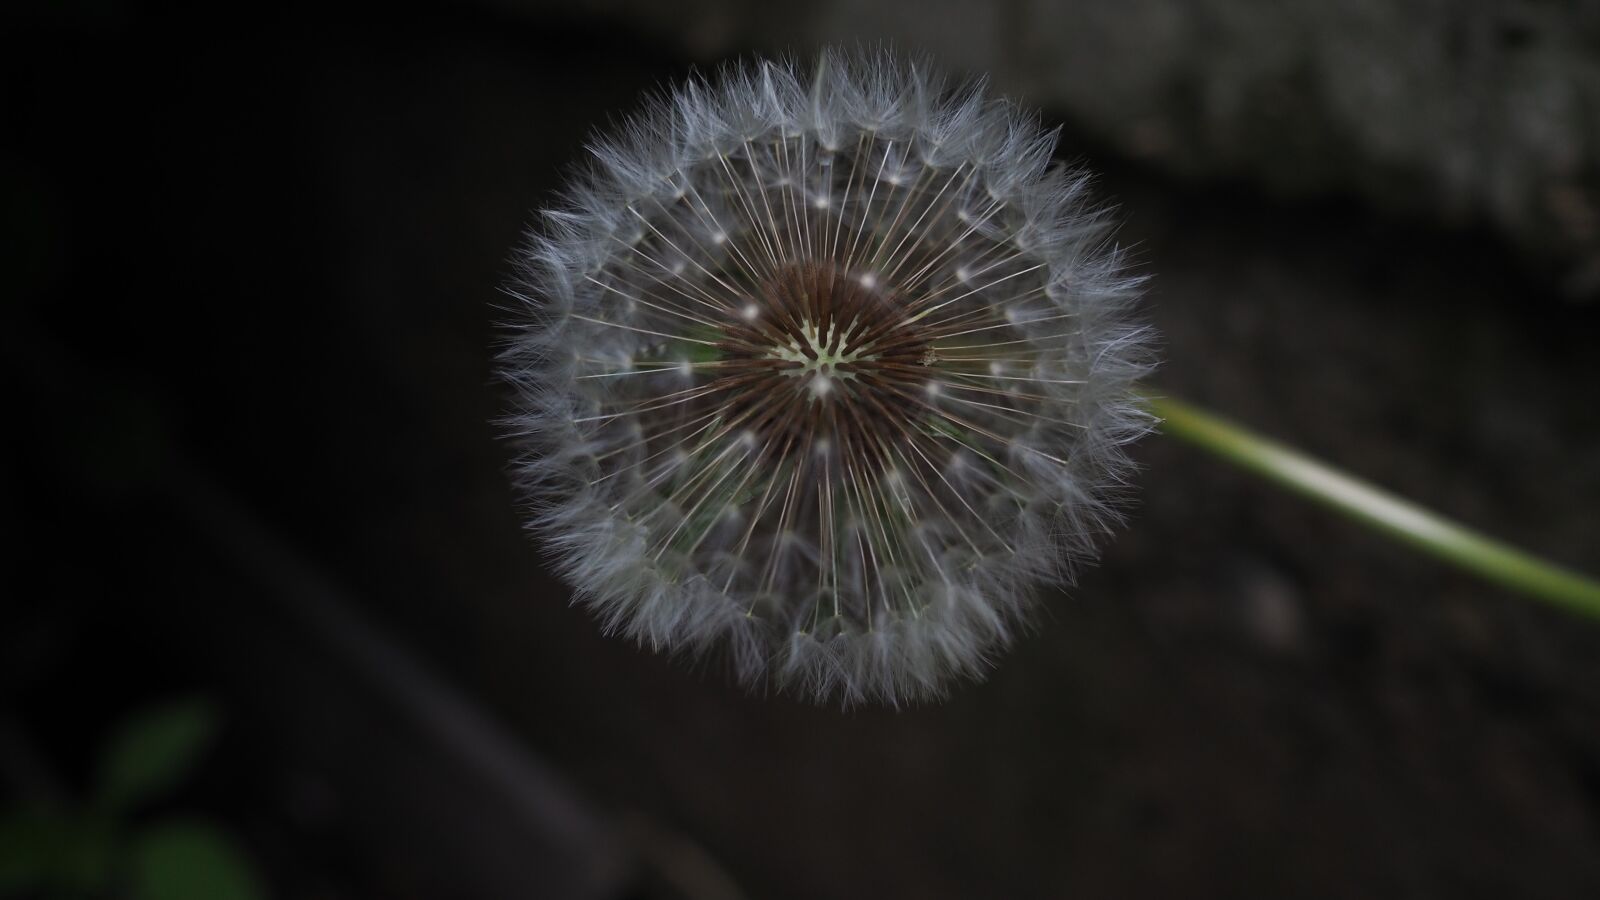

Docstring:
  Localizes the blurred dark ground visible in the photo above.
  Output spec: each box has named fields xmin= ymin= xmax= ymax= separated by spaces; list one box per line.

xmin=5 ymin=1 xmax=1600 ymax=898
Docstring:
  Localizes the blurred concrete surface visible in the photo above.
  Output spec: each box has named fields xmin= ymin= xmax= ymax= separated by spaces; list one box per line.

xmin=487 ymin=0 xmax=1600 ymax=298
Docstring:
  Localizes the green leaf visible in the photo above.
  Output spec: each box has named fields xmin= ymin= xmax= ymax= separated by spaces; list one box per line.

xmin=130 ymin=820 xmax=265 ymax=900
xmin=0 ymin=811 xmax=114 ymax=895
xmin=0 ymin=812 xmax=63 ymax=892
xmin=95 ymin=697 xmax=219 ymax=814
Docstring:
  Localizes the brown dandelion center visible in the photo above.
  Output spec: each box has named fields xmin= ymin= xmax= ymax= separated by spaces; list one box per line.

xmin=710 ymin=262 xmax=934 ymax=471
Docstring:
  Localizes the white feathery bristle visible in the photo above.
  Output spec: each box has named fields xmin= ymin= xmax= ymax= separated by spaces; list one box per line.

xmin=500 ymin=48 xmax=1154 ymax=706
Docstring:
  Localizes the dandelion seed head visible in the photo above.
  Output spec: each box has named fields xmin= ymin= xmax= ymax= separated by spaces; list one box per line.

xmin=501 ymin=48 xmax=1153 ymax=706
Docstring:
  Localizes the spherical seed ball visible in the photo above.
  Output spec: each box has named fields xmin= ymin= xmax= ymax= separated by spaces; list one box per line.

xmin=501 ymin=49 xmax=1153 ymax=706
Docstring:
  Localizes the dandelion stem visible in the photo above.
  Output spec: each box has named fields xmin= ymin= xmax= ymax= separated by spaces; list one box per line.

xmin=1146 ymin=393 xmax=1600 ymax=621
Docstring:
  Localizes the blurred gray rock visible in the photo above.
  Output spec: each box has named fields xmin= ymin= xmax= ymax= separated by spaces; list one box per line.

xmin=494 ymin=0 xmax=1600 ymax=298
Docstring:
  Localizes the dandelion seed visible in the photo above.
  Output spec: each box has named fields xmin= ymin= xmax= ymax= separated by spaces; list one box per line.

xmin=500 ymin=48 xmax=1153 ymax=705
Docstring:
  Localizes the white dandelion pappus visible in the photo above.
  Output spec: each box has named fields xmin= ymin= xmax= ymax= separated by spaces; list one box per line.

xmin=501 ymin=49 xmax=1152 ymax=705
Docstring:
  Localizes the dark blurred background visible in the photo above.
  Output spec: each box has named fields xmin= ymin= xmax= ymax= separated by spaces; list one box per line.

xmin=5 ymin=1 xmax=1600 ymax=897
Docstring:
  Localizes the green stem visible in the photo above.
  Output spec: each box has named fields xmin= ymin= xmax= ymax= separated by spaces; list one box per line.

xmin=1145 ymin=393 xmax=1600 ymax=621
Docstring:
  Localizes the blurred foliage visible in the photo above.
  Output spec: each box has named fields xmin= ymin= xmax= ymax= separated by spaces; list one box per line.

xmin=0 ymin=697 xmax=265 ymax=900
xmin=96 ymin=700 xmax=219 ymax=817
xmin=130 ymin=822 xmax=262 ymax=900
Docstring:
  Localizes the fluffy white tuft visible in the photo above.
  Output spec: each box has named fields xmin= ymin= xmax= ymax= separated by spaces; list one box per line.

xmin=500 ymin=48 xmax=1154 ymax=706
